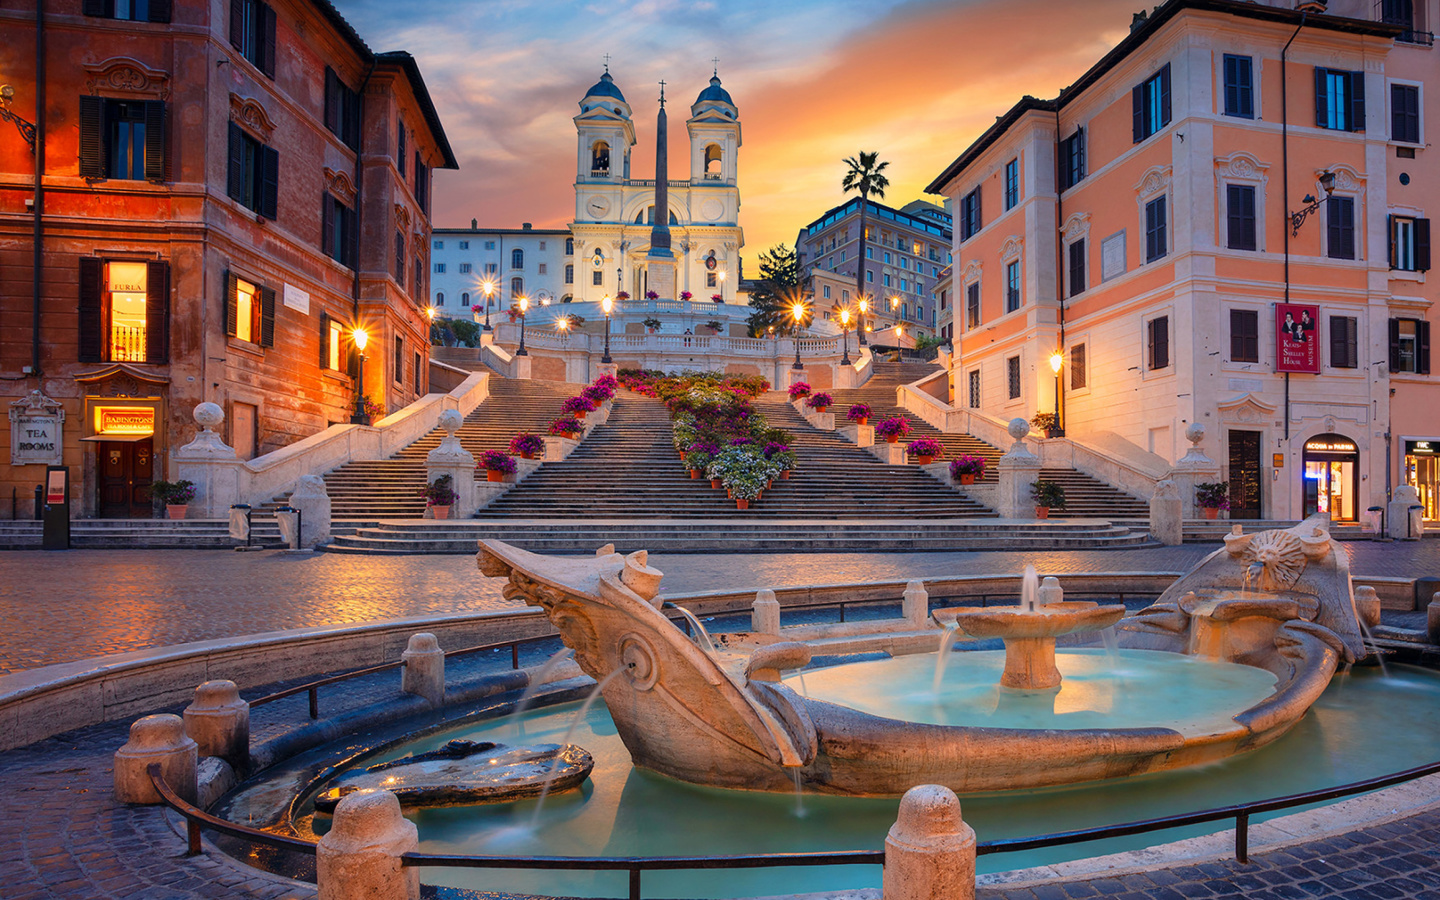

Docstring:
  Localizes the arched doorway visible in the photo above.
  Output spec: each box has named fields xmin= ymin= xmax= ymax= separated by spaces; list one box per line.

xmin=1302 ymin=433 xmax=1360 ymax=521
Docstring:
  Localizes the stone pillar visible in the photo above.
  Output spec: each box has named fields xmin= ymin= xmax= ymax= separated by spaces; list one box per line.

xmin=171 ymin=402 xmax=246 ymax=517
xmin=114 ymin=714 xmax=198 ymax=805
xmin=426 ymin=409 xmax=476 ymax=518
xmin=597 ymin=361 xmax=619 ymax=380
xmin=882 ymin=784 xmax=976 ymax=900
xmin=289 ymin=474 xmax=332 ymax=547
xmin=1428 ymin=593 xmax=1440 ymax=644
xmin=804 ymin=409 xmax=836 ymax=431
xmin=1038 ymin=576 xmax=1063 ymax=606
xmin=855 ymin=424 xmax=874 ymax=447
xmin=903 ymin=580 xmax=929 ymax=627
xmin=1165 ymin=424 xmax=1222 ymax=519
xmin=1149 ymin=478 xmax=1183 ymax=546
xmin=401 ymin=633 xmax=445 ymax=706
xmin=785 ymin=366 xmax=808 ymax=390
xmin=1353 ymin=585 xmax=1382 ymax=630
xmin=752 ymin=588 xmax=780 ymax=635
xmin=544 ymin=435 xmax=579 ymax=462
xmin=316 ymin=789 xmax=420 ymax=900
xmin=183 ymin=680 xmax=250 ymax=771
xmin=995 ymin=418 xmax=1043 ymax=519
xmin=513 ymin=354 xmax=532 ymax=380
xmin=1388 ymin=485 xmax=1424 ymax=540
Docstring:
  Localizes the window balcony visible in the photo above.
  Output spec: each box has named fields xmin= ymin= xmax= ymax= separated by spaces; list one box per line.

xmin=1377 ymin=1 xmax=1434 ymax=45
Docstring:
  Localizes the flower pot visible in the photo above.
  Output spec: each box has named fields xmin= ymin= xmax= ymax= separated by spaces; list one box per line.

xmin=521 ymin=452 xmax=535 ymax=460
xmin=432 ymin=505 xmax=451 ymax=520
xmin=766 ymin=479 xmax=773 ymax=489
xmin=679 ymin=451 xmax=687 ymax=461
xmin=813 ymin=406 xmax=828 ymax=413
xmin=917 ymin=455 xmax=934 ymax=465
xmin=726 ymin=488 xmax=733 ymax=499
xmin=781 ymin=470 xmax=791 ymax=480
xmin=711 ymin=478 xmax=722 ymax=489
xmin=575 ymin=410 xmax=587 ymax=420
xmin=959 ymin=473 xmax=976 ymax=485
xmin=736 ymin=498 xmax=749 ymax=510
xmin=856 ymin=417 xmax=869 ymax=426
xmin=1203 ymin=507 xmax=1220 ymax=520
xmin=1035 ymin=506 xmax=1050 ymax=519
xmin=690 ymin=470 xmax=700 ymax=479
xmin=487 ymin=470 xmax=504 ymax=482
xmin=886 ymin=435 xmax=899 ymax=444
xmin=166 ymin=504 xmax=187 ymax=520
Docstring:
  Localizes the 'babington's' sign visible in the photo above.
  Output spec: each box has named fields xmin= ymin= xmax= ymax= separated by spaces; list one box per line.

xmin=9 ymin=390 xmax=65 ymax=466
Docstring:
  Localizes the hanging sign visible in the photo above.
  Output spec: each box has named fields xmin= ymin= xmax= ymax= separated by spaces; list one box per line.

xmin=1275 ymin=303 xmax=1320 ymax=373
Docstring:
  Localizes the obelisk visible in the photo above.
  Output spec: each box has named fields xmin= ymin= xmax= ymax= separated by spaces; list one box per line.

xmin=645 ymin=81 xmax=677 ymax=300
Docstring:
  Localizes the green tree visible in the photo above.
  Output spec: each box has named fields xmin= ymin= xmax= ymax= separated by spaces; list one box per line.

xmin=746 ymin=243 xmax=808 ymax=336
xmin=841 ymin=151 xmax=890 ymax=341
xmin=450 ymin=318 xmax=481 ymax=347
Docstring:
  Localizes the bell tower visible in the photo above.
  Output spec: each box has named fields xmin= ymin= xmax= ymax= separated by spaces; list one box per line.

xmin=574 ymin=69 xmax=636 ymax=209
xmin=687 ymin=69 xmax=740 ymax=186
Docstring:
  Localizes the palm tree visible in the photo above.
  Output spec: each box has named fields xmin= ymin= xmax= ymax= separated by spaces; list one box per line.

xmin=842 ymin=151 xmax=890 ymax=345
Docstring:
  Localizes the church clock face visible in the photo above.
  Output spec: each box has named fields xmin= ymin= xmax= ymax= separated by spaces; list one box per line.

xmin=586 ymin=196 xmax=611 ymax=218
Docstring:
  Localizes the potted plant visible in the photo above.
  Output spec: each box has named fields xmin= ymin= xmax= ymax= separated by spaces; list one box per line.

xmin=581 ymin=384 xmax=612 ymax=405
xmin=762 ymin=441 xmax=795 ymax=479
xmin=509 ymin=433 xmax=545 ymax=460
xmin=949 ymin=455 xmax=987 ymax=485
xmin=425 ymin=474 xmax=458 ymax=519
xmin=645 ymin=290 xmax=660 ymax=301
xmin=642 ymin=316 xmax=662 ymax=333
xmin=549 ymin=416 xmax=583 ymax=438
xmin=684 ymin=441 xmax=720 ymax=480
xmin=847 ymin=403 xmax=872 ymax=426
xmin=704 ymin=320 xmax=724 ymax=335
xmin=875 ymin=416 xmax=912 ymax=444
xmin=479 ymin=450 xmax=517 ymax=483
xmin=150 ymin=479 xmax=196 ymax=519
xmin=906 ymin=437 xmax=943 ymax=465
xmin=564 ymin=395 xmax=595 ymax=420
xmin=711 ymin=294 xmax=723 ymax=302
xmin=805 ymin=392 xmax=833 ymax=412
xmin=1031 ymin=411 xmax=1060 ymax=439
xmin=680 ymin=291 xmax=693 ymax=301
xmin=1196 ymin=482 xmax=1231 ymax=520
xmin=787 ymin=382 xmax=812 ymax=401
xmin=1031 ymin=480 xmax=1066 ymax=519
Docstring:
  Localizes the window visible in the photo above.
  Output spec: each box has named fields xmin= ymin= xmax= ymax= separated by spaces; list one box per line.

xmin=1231 ymin=309 xmax=1259 ymax=362
xmin=1145 ymin=196 xmax=1168 ymax=262
xmin=538 ymin=264 xmax=548 ymax=275
xmin=459 ymin=263 xmax=471 ymax=274
xmin=966 ymin=282 xmax=980 ymax=329
xmin=484 ymin=263 xmax=498 ymax=275
xmin=1390 ymin=317 xmax=1432 ymax=374
xmin=1147 ymin=316 xmax=1170 ymax=370
xmin=866 ymin=271 xmax=873 ymax=283
xmin=484 ymin=241 xmax=495 ymax=250
xmin=461 ymin=292 xmax=469 ymax=306
xmin=1005 ymin=260 xmax=1021 ymax=312
xmin=1327 ymin=196 xmax=1356 ymax=260
xmin=884 ymin=252 xmax=892 ymax=265
xmin=823 ymin=285 xmax=831 ymax=299
xmin=394 ymin=232 xmax=405 ymax=285
xmin=1007 ymin=356 xmax=1021 ymax=400
xmin=1059 ymin=129 xmax=1085 ymax=191
xmin=78 ymin=259 xmax=169 ymax=363
xmin=900 ymin=279 xmax=909 ymax=292
xmin=323 ymin=68 xmax=361 ymax=150
xmin=229 ymin=0 xmax=276 ymax=79
xmin=1223 ymin=55 xmax=1254 ymax=119
xmin=415 ymin=352 xmax=423 ymax=394
xmin=511 ymin=249 xmax=524 ymax=269
xmin=1004 ymin=158 xmax=1019 ymax=210
xmin=397 ymin=126 xmax=405 ymax=176
xmin=414 ymin=155 xmax=429 ymax=214
xmin=565 ymin=238 xmax=574 ymax=255
xmin=1070 ymin=343 xmax=1087 ymax=390
xmin=883 ymin=274 xmax=892 ymax=288
xmin=321 ymin=194 xmax=358 ymax=268
xmin=511 ymin=277 xmax=523 ymax=296
xmin=706 ymin=272 xmax=717 ymax=287
xmin=900 ymin=258 xmax=909 ymax=270
xmin=1068 ymin=239 xmax=1087 ymax=297
xmin=967 ymin=369 xmax=981 ymax=408
xmin=459 ymin=241 xmax=470 ymax=250
xmin=226 ymin=122 xmax=278 ymax=219
xmin=1132 ymin=63 xmax=1172 ymax=142
xmin=320 ymin=314 xmax=346 ymax=372
xmin=539 ymin=241 xmax=547 ymax=251
xmin=433 ymin=240 xmax=444 ymax=250
xmin=1390 ymin=216 xmax=1431 ymax=271
xmin=82 ymin=0 xmax=172 ymax=22
xmin=1227 ymin=185 xmax=1257 ymax=251
xmin=1330 ymin=316 xmax=1358 ymax=369
xmin=960 ymin=188 xmax=982 ymax=240
xmin=392 ymin=336 xmax=403 ymax=384
xmin=436 ymin=292 xmax=444 ymax=306
xmin=414 ymin=257 xmax=424 ymax=298
xmin=1380 ymin=0 xmax=1428 ymax=43
xmin=224 ymin=271 xmax=273 ymax=347
xmin=1315 ymin=68 xmax=1365 ymax=132
xmin=78 ymin=98 xmax=166 ymax=182
xmin=565 ymin=264 xmax=574 ymax=284
xmin=1391 ymin=84 xmax=1420 ymax=143
xmin=592 ymin=270 xmax=603 ymax=286
xmin=866 ymin=247 xmax=873 ymax=259
xmin=433 ymin=263 xmax=445 ymax=274
xmin=591 ymin=140 xmax=611 ymax=175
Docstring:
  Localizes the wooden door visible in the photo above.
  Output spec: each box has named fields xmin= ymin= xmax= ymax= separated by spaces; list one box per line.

xmin=98 ymin=439 xmax=155 ymax=518
xmin=232 ymin=403 xmax=258 ymax=460
xmin=1227 ymin=430 xmax=1262 ymax=520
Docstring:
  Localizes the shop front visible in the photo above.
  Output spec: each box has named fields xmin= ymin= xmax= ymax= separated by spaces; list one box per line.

xmin=1301 ymin=433 xmax=1360 ymax=523
xmin=73 ymin=365 xmax=169 ymax=519
xmin=1403 ymin=438 xmax=1439 ymax=522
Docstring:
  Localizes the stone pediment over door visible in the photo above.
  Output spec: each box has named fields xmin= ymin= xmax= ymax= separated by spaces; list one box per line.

xmin=1217 ymin=392 xmax=1277 ymax=427
xmin=73 ymin=363 xmax=171 ymax=398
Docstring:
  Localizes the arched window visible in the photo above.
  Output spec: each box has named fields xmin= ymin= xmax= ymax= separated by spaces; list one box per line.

xmin=511 ymin=276 xmax=524 ymax=297
xmin=461 ymin=292 xmax=469 ymax=305
xmin=436 ymin=292 xmax=445 ymax=306
xmin=561 ymin=294 xmax=573 ymax=303
xmin=591 ymin=141 xmax=610 ymax=175
xmin=511 ymin=248 xmax=523 ymax=269
xmin=704 ymin=143 xmax=723 ymax=179
xmin=565 ymin=237 xmax=574 ymax=255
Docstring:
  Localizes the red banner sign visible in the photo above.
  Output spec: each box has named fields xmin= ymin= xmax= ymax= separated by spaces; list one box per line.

xmin=1276 ymin=303 xmax=1320 ymax=373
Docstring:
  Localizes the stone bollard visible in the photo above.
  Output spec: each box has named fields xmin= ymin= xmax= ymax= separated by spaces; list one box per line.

xmin=903 ymin=580 xmax=929 ymax=627
xmin=183 ymin=680 xmax=250 ymax=771
xmin=752 ymin=589 xmax=781 ymax=635
xmin=401 ymin=633 xmax=445 ymax=706
xmin=1428 ymin=593 xmax=1440 ymax=645
xmin=1148 ymin=478 xmax=1183 ymax=546
xmin=316 ymin=789 xmax=420 ymax=900
xmin=1038 ymin=576 xmax=1063 ymax=607
xmin=114 ymin=714 xmax=198 ymax=805
xmin=1353 ymin=586 xmax=1382 ymax=631
xmin=883 ymin=784 xmax=977 ymax=900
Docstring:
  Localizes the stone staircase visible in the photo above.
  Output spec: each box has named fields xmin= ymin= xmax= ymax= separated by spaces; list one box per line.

xmin=0 ymin=518 xmax=300 ymax=550
xmin=1035 ymin=468 xmax=1151 ymax=519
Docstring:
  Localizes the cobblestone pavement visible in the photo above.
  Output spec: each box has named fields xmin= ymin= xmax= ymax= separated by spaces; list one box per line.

xmin=1 ymin=541 xmax=1437 ymax=676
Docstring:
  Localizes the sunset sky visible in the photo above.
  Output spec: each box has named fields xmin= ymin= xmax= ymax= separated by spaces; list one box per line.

xmin=335 ymin=0 xmax=1142 ymax=272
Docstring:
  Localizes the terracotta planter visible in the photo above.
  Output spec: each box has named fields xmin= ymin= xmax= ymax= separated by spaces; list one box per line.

xmin=917 ymin=455 xmax=934 ymax=465
xmin=726 ymin=488 xmax=733 ymax=499
xmin=679 ymin=451 xmax=687 ymax=461
xmin=766 ymin=479 xmax=773 ymax=489
xmin=1203 ymin=507 xmax=1221 ymax=520
xmin=1035 ymin=507 xmax=1050 ymax=519
xmin=711 ymin=478 xmax=722 ymax=489
xmin=520 ymin=452 xmax=535 ymax=460
xmin=575 ymin=410 xmax=587 ymax=420
xmin=736 ymin=499 xmax=749 ymax=510
xmin=886 ymin=435 xmax=899 ymax=444
xmin=166 ymin=504 xmax=187 ymax=520
xmin=487 ymin=470 xmax=504 ymax=482
xmin=690 ymin=470 xmax=700 ymax=479
xmin=432 ymin=505 xmax=451 ymax=520
xmin=959 ymin=473 xmax=976 ymax=485
xmin=812 ymin=406 xmax=828 ymax=413
xmin=854 ymin=417 xmax=869 ymax=426
xmin=781 ymin=470 xmax=791 ymax=480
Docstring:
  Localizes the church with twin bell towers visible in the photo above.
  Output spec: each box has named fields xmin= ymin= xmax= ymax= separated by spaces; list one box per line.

xmin=569 ymin=65 xmax=744 ymax=304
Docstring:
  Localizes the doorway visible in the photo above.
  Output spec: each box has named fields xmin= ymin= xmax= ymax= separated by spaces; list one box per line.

xmin=98 ymin=438 xmax=155 ymax=518
xmin=1228 ymin=430 xmax=1262 ymax=520
xmin=232 ymin=402 xmax=258 ymax=460
xmin=1302 ymin=433 xmax=1359 ymax=522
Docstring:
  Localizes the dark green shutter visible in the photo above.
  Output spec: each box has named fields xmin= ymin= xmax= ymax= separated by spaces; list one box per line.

xmin=147 ymin=0 xmax=171 ymax=22
xmin=82 ymin=0 xmax=109 ymax=17
xmin=259 ymin=286 xmax=276 ymax=348
xmin=1159 ymin=64 xmax=1171 ymax=127
xmin=225 ymin=271 xmax=239 ymax=337
xmin=1132 ymin=83 xmax=1143 ymax=143
xmin=1389 ymin=318 xmax=1402 ymax=372
xmin=1388 ymin=215 xmax=1399 ymax=269
xmin=78 ymin=258 xmax=104 ymax=363
xmin=1314 ymin=68 xmax=1327 ymax=128
xmin=226 ymin=122 xmax=244 ymax=201
xmin=321 ymin=194 xmax=335 ymax=260
xmin=258 ymin=2 xmax=277 ymax=78
xmin=1420 ymin=320 xmax=1432 ymax=375
xmin=344 ymin=89 xmax=361 ymax=150
xmin=143 ymin=100 xmax=166 ymax=183
xmin=145 ymin=261 xmax=169 ymax=363
xmin=229 ymin=0 xmax=244 ymax=49
xmin=259 ymin=144 xmax=279 ymax=219
xmin=324 ymin=67 xmax=338 ymax=135
xmin=79 ymin=95 xmax=105 ymax=178
xmin=1349 ymin=71 xmax=1365 ymax=133
xmin=1415 ymin=218 xmax=1431 ymax=272
xmin=346 ymin=206 xmax=359 ymax=268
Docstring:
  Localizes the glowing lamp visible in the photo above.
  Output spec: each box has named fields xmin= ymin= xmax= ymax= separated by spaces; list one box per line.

xmin=601 ymin=295 xmax=613 ymax=315
xmin=518 ymin=295 xmax=529 ymax=313
xmin=1050 ymin=351 xmax=1064 ymax=375
xmin=352 ymin=328 xmax=368 ymax=352
xmin=791 ymin=302 xmax=805 ymax=323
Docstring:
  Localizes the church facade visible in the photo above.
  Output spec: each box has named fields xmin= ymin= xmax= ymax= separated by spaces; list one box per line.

xmin=568 ymin=71 xmax=744 ymax=303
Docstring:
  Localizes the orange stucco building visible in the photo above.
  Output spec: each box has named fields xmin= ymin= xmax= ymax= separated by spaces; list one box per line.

xmin=0 ymin=0 xmax=456 ymax=518
xmin=930 ymin=0 xmax=1437 ymax=523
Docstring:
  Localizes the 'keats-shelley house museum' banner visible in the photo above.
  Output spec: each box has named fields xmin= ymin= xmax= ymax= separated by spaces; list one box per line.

xmin=1276 ymin=303 xmax=1320 ymax=373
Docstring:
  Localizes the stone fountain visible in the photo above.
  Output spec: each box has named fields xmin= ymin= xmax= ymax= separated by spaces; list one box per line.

xmin=477 ymin=516 xmax=1364 ymax=796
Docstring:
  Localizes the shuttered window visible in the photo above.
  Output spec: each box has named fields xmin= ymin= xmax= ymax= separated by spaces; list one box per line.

xmin=226 ymin=122 xmax=278 ymax=219
xmin=960 ymin=188 xmax=982 ymax=240
xmin=321 ymin=193 xmax=359 ymax=269
xmin=1315 ymin=68 xmax=1365 ymax=132
xmin=1391 ymin=84 xmax=1421 ymax=143
xmin=1070 ymin=343 xmax=1087 ymax=390
xmin=78 ymin=97 xmax=167 ymax=183
xmin=223 ymin=271 xmax=275 ymax=348
xmin=395 ymin=336 xmax=405 ymax=385
xmin=395 ymin=232 xmax=406 ymax=286
xmin=1145 ymin=196 xmax=1168 ymax=262
xmin=1327 ymin=196 xmax=1356 ymax=260
xmin=1148 ymin=316 xmax=1170 ymax=371
xmin=1389 ymin=215 xmax=1431 ymax=272
xmin=230 ymin=0 xmax=276 ymax=79
xmin=1329 ymin=316 xmax=1358 ymax=369
xmin=1227 ymin=184 xmax=1257 ymax=251
xmin=1223 ymin=55 xmax=1253 ymax=118
xmin=1390 ymin=317 xmax=1431 ymax=374
xmin=1007 ymin=356 xmax=1021 ymax=400
xmin=1068 ymin=240 xmax=1086 ymax=297
xmin=77 ymin=259 xmax=170 ymax=363
xmin=323 ymin=67 xmax=362 ymax=151
xmin=1059 ymin=129 xmax=1085 ymax=191
xmin=1132 ymin=63 xmax=1172 ymax=142
xmin=82 ymin=0 xmax=172 ymax=22
xmin=1230 ymin=309 xmax=1259 ymax=363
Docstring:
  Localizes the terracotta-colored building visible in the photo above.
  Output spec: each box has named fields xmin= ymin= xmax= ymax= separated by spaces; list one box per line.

xmin=0 ymin=0 xmax=456 ymax=518
xmin=930 ymin=0 xmax=1437 ymax=523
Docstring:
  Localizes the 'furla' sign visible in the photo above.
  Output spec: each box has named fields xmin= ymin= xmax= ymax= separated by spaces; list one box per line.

xmin=9 ymin=390 xmax=65 ymax=466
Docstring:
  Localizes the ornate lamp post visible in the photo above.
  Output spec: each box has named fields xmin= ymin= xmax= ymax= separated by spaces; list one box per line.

xmin=0 ymin=84 xmax=37 ymax=148
xmin=601 ymin=294 xmax=614 ymax=363
xmin=516 ymin=294 xmax=529 ymax=356
xmin=1289 ymin=171 xmax=1336 ymax=236
xmin=1049 ymin=349 xmax=1065 ymax=438
xmin=556 ymin=314 xmax=570 ymax=349
xmin=350 ymin=328 xmax=369 ymax=425
xmin=839 ymin=307 xmax=852 ymax=366
xmin=857 ymin=296 xmax=869 ymax=347
xmin=718 ymin=268 xmax=727 ymax=303
xmin=791 ymin=301 xmax=806 ymax=370
xmin=480 ymin=279 xmax=497 ymax=331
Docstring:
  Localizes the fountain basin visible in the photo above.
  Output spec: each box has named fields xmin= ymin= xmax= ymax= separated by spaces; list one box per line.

xmin=936 ymin=601 xmax=1128 ymax=690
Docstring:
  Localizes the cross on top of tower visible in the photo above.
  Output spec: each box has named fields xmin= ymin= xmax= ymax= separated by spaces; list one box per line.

xmin=658 ymin=80 xmax=666 ymax=106
xmin=602 ymin=53 xmax=611 ymax=72
xmin=711 ymin=57 xmax=719 ymax=77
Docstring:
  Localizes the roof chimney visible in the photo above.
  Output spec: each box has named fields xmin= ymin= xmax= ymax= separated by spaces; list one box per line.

xmin=522 ymin=222 xmax=532 ymax=230
xmin=1295 ymin=0 xmax=1327 ymax=11
xmin=1131 ymin=10 xmax=1148 ymax=32
xmin=471 ymin=218 xmax=477 ymax=229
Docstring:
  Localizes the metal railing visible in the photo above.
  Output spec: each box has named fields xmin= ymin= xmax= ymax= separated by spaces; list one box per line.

xmin=147 ymin=758 xmax=1440 ymax=900
xmin=1377 ymin=0 xmax=1434 ymax=44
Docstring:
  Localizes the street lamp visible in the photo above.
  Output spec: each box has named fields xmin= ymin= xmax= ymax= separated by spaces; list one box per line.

xmin=1289 ymin=170 xmax=1337 ymax=236
xmin=1048 ymin=349 xmax=1065 ymax=437
xmin=350 ymin=328 xmax=369 ymax=425
xmin=516 ymin=295 xmax=529 ymax=356
xmin=0 ymin=83 xmax=37 ymax=149
xmin=857 ymin=296 xmax=869 ymax=346
xmin=480 ymin=279 xmax=497 ymax=331
xmin=600 ymin=294 xmax=614 ymax=363
xmin=791 ymin=301 xmax=806 ymax=370
xmin=556 ymin=314 xmax=570 ymax=349
xmin=718 ymin=269 xmax=727 ymax=303
xmin=839 ymin=308 xmax=852 ymax=366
